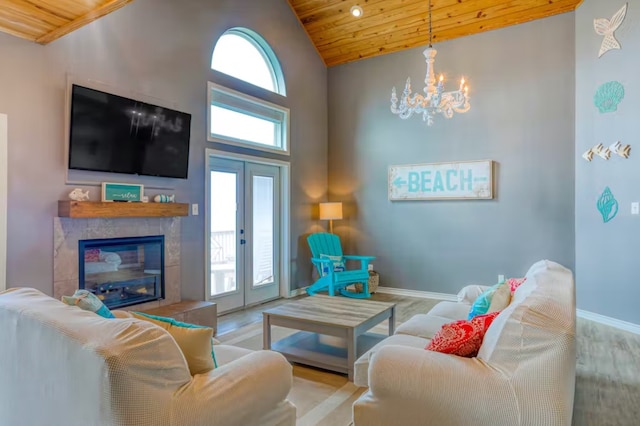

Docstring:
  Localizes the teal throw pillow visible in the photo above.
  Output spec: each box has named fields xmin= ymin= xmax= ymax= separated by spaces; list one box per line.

xmin=319 ymin=254 xmax=345 ymax=276
xmin=467 ymin=282 xmax=504 ymax=320
xmin=61 ymin=289 xmax=114 ymax=319
xmin=133 ymin=312 xmax=218 ymax=368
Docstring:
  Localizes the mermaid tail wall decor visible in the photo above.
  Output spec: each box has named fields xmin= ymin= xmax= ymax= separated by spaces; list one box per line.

xmin=594 ymin=3 xmax=628 ymax=58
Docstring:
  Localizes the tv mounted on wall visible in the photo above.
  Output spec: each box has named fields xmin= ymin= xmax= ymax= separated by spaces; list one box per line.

xmin=68 ymin=84 xmax=191 ymax=179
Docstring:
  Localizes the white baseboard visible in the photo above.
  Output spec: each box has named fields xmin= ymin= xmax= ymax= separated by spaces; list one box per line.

xmin=577 ymin=309 xmax=640 ymax=335
xmin=288 ymin=286 xmax=309 ymax=298
xmin=377 ymin=287 xmax=640 ymax=335
xmin=375 ymin=286 xmax=458 ymax=302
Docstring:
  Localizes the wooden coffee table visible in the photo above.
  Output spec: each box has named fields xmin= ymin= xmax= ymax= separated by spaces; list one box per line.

xmin=263 ymin=295 xmax=396 ymax=381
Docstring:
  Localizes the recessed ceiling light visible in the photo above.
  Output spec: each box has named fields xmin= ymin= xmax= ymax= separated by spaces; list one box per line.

xmin=350 ymin=5 xmax=363 ymax=18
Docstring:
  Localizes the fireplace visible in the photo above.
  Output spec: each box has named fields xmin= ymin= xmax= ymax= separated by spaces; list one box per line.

xmin=78 ymin=235 xmax=165 ymax=309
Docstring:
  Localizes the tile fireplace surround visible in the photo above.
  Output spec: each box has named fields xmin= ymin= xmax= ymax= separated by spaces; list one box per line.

xmin=53 ymin=217 xmax=181 ymax=310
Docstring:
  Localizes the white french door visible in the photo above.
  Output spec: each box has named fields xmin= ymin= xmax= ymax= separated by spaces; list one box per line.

xmin=0 ymin=114 xmax=6 ymax=292
xmin=208 ymin=157 xmax=281 ymax=313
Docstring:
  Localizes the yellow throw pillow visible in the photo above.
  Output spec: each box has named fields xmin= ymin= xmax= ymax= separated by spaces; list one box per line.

xmin=487 ymin=282 xmax=512 ymax=314
xmin=131 ymin=312 xmax=214 ymax=375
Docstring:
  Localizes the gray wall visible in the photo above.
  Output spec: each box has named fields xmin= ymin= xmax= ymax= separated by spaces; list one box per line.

xmin=576 ymin=0 xmax=640 ymax=324
xmin=0 ymin=0 xmax=327 ymax=297
xmin=328 ymin=13 xmax=576 ymax=293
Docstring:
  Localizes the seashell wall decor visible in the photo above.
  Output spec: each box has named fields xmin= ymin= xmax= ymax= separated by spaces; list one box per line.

xmin=594 ymin=3 xmax=628 ymax=58
xmin=597 ymin=187 xmax=619 ymax=223
xmin=594 ymin=81 xmax=625 ymax=113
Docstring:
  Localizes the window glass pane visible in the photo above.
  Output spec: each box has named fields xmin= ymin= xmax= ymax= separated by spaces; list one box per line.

xmin=212 ymin=34 xmax=275 ymax=92
xmin=210 ymin=106 xmax=276 ymax=146
xmin=253 ymin=176 xmax=274 ymax=287
xmin=210 ymin=171 xmax=237 ymax=296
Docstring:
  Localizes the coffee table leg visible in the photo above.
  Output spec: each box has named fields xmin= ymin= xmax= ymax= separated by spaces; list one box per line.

xmin=263 ymin=313 xmax=271 ymax=350
xmin=347 ymin=328 xmax=356 ymax=381
xmin=389 ymin=306 xmax=396 ymax=335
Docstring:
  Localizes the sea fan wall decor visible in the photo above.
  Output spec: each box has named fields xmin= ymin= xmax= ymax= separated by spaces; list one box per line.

xmin=597 ymin=187 xmax=619 ymax=223
xmin=594 ymin=81 xmax=625 ymax=113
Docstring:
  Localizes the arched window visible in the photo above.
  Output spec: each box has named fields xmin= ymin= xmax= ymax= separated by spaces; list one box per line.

xmin=211 ymin=28 xmax=285 ymax=95
xmin=209 ymin=28 xmax=289 ymax=154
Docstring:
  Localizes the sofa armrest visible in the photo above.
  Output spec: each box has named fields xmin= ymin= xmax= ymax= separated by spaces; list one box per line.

xmin=172 ymin=350 xmax=293 ymax=425
xmin=456 ymin=284 xmax=489 ymax=304
xmin=366 ymin=345 xmax=518 ymax=423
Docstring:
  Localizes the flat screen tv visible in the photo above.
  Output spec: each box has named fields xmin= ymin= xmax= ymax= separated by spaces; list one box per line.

xmin=69 ymin=84 xmax=191 ymax=179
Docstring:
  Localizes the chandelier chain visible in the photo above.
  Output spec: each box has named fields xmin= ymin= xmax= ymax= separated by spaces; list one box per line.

xmin=428 ymin=1 xmax=432 ymax=48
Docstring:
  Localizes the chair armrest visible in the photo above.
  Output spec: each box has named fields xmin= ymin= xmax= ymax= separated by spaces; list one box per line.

xmin=342 ymin=255 xmax=375 ymax=261
xmin=310 ymin=257 xmax=332 ymax=265
xmin=172 ymin=351 xmax=293 ymax=425
xmin=456 ymin=284 xmax=490 ymax=304
xmin=363 ymin=345 xmax=518 ymax=425
xmin=342 ymin=255 xmax=375 ymax=270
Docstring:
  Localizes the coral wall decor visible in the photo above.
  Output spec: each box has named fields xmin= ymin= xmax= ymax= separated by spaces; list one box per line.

xmin=594 ymin=3 xmax=628 ymax=58
xmin=597 ymin=187 xmax=619 ymax=223
xmin=594 ymin=81 xmax=625 ymax=113
xmin=583 ymin=142 xmax=631 ymax=161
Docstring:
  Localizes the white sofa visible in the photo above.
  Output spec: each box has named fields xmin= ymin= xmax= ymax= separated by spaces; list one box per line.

xmin=0 ymin=288 xmax=296 ymax=426
xmin=353 ymin=260 xmax=576 ymax=426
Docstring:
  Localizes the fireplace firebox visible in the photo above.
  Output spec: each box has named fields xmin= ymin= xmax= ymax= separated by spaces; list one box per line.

xmin=78 ymin=235 xmax=165 ymax=309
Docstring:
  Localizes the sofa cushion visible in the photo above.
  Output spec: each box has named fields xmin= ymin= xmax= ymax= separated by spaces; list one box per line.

xmin=61 ymin=289 xmax=114 ymax=319
xmin=396 ymin=314 xmax=457 ymax=339
xmin=214 ymin=344 xmax=254 ymax=367
xmin=131 ymin=312 xmax=215 ymax=375
xmin=487 ymin=282 xmax=512 ymax=313
xmin=467 ymin=283 xmax=501 ymax=320
xmin=508 ymin=277 xmax=527 ymax=293
xmin=426 ymin=311 xmax=500 ymax=357
xmin=426 ymin=301 xmax=471 ymax=321
xmin=354 ymin=333 xmax=430 ymax=387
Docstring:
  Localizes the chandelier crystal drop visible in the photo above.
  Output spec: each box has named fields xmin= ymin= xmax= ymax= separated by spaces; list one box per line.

xmin=390 ymin=2 xmax=470 ymax=126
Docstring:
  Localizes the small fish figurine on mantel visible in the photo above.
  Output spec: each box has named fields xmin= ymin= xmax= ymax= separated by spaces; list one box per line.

xmin=154 ymin=194 xmax=175 ymax=203
xmin=68 ymin=188 xmax=90 ymax=201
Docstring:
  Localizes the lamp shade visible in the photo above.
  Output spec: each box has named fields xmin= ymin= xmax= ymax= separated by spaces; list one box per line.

xmin=319 ymin=202 xmax=343 ymax=220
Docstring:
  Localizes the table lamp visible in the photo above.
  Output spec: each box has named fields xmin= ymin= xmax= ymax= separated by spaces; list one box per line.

xmin=319 ymin=202 xmax=343 ymax=234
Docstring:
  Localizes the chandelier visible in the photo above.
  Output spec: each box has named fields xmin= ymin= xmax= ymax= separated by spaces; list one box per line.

xmin=390 ymin=1 xmax=470 ymax=126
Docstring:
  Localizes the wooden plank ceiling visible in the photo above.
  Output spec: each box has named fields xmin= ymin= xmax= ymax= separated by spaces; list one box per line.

xmin=288 ymin=0 xmax=583 ymax=67
xmin=0 ymin=0 xmax=133 ymax=44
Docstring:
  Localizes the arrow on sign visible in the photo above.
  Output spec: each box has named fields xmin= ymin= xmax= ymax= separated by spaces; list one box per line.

xmin=393 ymin=177 xmax=407 ymax=187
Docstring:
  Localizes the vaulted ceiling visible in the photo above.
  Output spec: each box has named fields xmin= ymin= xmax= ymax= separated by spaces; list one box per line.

xmin=0 ymin=0 xmax=133 ymax=45
xmin=288 ymin=0 xmax=583 ymax=67
xmin=0 ymin=0 xmax=582 ymax=67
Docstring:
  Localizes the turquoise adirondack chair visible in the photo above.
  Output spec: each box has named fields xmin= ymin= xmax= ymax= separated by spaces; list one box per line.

xmin=307 ymin=233 xmax=374 ymax=299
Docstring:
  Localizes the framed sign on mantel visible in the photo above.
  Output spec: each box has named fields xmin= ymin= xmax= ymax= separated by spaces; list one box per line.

xmin=388 ymin=160 xmax=494 ymax=201
xmin=101 ymin=182 xmax=144 ymax=202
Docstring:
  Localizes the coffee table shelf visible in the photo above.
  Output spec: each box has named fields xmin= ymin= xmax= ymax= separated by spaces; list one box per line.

xmin=271 ymin=331 xmax=387 ymax=375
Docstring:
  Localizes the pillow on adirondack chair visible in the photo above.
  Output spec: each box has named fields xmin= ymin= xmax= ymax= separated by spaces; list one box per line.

xmin=319 ymin=254 xmax=345 ymax=276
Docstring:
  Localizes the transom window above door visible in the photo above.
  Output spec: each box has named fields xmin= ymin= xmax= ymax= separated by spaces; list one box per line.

xmin=209 ymin=28 xmax=289 ymax=155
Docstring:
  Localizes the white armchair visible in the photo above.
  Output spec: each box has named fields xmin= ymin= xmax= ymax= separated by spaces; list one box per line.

xmin=353 ymin=260 xmax=576 ymax=426
xmin=0 ymin=288 xmax=296 ymax=426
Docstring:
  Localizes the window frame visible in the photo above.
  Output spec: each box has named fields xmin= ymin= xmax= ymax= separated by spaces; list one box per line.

xmin=207 ymin=81 xmax=290 ymax=156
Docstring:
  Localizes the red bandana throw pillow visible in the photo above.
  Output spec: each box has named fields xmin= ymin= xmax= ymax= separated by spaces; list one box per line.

xmin=508 ymin=277 xmax=527 ymax=293
xmin=426 ymin=311 xmax=500 ymax=357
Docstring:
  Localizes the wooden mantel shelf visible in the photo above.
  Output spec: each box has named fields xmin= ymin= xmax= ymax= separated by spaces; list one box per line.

xmin=58 ymin=201 xmax=189 ymax=218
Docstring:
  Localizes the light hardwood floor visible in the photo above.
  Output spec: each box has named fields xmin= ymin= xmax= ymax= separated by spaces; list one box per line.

xmin=217 ymin=293 xmax=640 ymax=426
